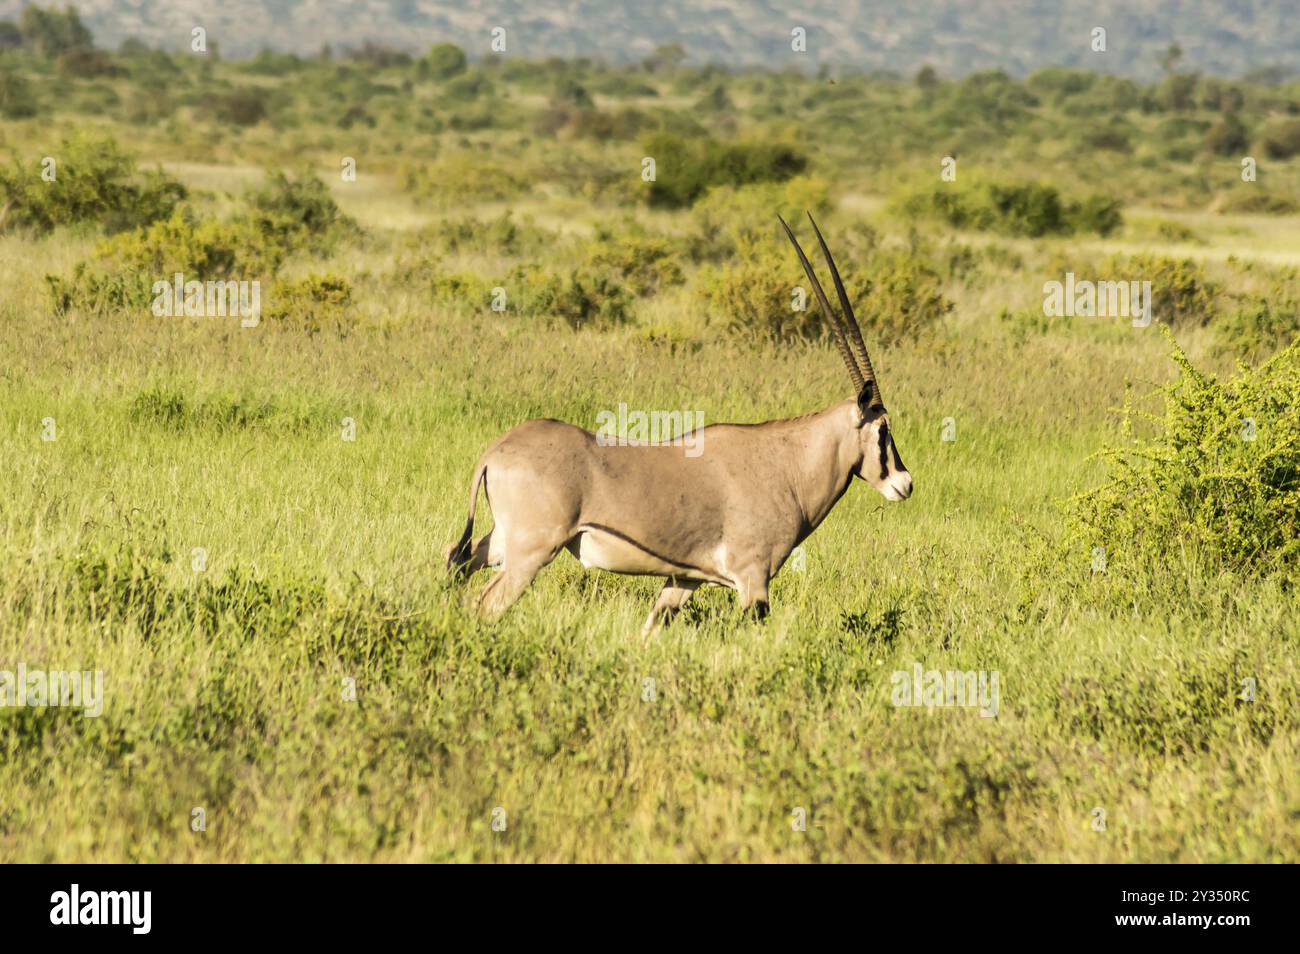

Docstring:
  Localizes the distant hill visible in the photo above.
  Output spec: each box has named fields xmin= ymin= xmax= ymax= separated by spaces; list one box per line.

xmin=3 ymin=0 xmax=1297 ymax=79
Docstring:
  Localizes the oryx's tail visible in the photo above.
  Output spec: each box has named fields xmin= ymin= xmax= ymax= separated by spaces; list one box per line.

xmin=444 ymin=462 xmax=487 ymax=575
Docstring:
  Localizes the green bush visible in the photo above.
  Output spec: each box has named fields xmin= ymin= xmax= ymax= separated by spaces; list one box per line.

xmin=861 ymin=251 xmax=954 ymax=344
xmin=103 ymin=208 xmax=279 ymax=276
xmin=641 ymin=132 xmax=807 ymax=208
xmin=426 ymin=256 xmax=634 ymax=330
xmin=900 ymin=181 xmax=1122 ymax=237
xmin=17 ymin=4 xmax=92 ymax=57
xmin=1105 ymin=253 xmax=1219 ymax=327
xmin=690 ymin=176 xmax=831 ymax=231
xmin=1205 ymin=113 xmax=1249 ymax=156
xmin=430 ymin=211 xmax=552 ymax=257
xmin=401 ymin=153 xmax=525 ymax=205
xmin=345 ymin=41 xmax=410 ymax=68
xmin=984 ymin=183 xmax=1068 ymax=235
xmin=591 ymin=74 xmax=658 ymax=97
xmin=444 ymin=73 xmax=493 ymax=102
xmin=1065 ymin=338 xmax=1300 ymax=583
xmin=245 ymin=169 xmax=356 ymax=251
xmin=246 ymin=50 xmax=304 ymax=76
xmin=426 ymin=43 xmax=467 ymax=80
xmin=56 ymin=48 xmax=120 ymax=78
xmin=696 ymin=233 xmax=950 ymax=344
xmin=586 ymin=230 xmax=685 ymax=296
xmin=941 ymin=240 xmax=1019 ymax=285
xmin=1214 ymin=262 xmax=1300 ymax=359
xmin=0 ymin=67 xmax=37 ymax=118
xmin=123 ymin=87 xmax=176 ymax=125
xmin=505 ymin=264 xmax=632 ymax=328
xmin=1059 ymin=75 xmax=1140 ymax=116
xmin=442 ymin=262 xmax=634 ymax=329
xmin=337 ymin=103 xmax=373 ymax=129
xmin=1155 ymin=73 xmax=1199 ymax=111
xmin=694 ymin=233 xmax=813 ymax=341
xmin=552 ymin=77 xmax=593 ymax=109
xmin=45 ymin=208 xmax=281 ymax=317
xmin=1261 ymin=119 xmax=1300 ymax=160
xmin=1085 ymin=122 xmax=1133 ymax=153
xmin=682 ymin=176 xmax=832 ymax=263
xmin=429 ymin=267 xmax=493 ymax=310
xmin=696 ymin=84 xmax=735 ymax=112
xmin=0 ymin=133 xmax=185 ymax=234
xmin=40 ymin=181 xmax=349 ymax=318
xmin=208 ymin=87 xmax=269 ymax=126
xmin=539 ymin=106 xmax=654 ymax=141
xmin=1064 ymin=194 xmax=1124 ymax=237
xmin=931 ymin=70 xmax=1039 ymax=126
xmin=1216 ymin=297 xmax=1300 ymax=362
xmin=549 ymin=271 xmax=633 ymax=328
xmin=263 ymin=273 xmax=352 ymax=331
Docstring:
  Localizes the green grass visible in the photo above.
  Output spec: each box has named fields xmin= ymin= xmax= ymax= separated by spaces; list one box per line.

xmin=1 ymin=47 xmax=1298 ymax=862
xmin=2 ymin=247 xmax=1296 ymax=860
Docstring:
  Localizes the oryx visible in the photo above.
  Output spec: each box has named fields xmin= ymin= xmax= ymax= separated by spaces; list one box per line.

xmin=445 ymin=213 xmax=912 ymax=635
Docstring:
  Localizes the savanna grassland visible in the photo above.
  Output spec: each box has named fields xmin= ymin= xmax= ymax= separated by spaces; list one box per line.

xmin=1 ymin=11 xmax=1298 ymax=862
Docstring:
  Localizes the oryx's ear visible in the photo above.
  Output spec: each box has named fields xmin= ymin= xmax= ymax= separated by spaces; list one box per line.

xmin=854 ymin=382 xmax=878 ymax=426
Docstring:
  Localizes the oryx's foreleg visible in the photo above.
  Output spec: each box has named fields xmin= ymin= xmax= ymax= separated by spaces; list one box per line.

xmin=734 ymin=568 xmax=771 ymax=622
xmin=641 ymin=579 xmax=700 ymax=639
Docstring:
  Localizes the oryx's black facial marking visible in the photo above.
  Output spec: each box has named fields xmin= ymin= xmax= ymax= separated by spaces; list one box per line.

xmin=878 ymin=422 xmax=891 ymax=480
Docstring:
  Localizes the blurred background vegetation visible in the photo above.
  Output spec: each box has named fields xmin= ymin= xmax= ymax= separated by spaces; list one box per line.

xmin=3 ymin=4 xmax=1300 ymax=358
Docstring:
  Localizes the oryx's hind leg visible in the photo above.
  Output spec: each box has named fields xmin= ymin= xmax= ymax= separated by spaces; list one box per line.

xmin=468 ymin=451 xmax=580 ymax=621
xmin=641 ymin=579 xmax=700 ymax=640
xmin=476 ymin=532 xmax=566 ymax=621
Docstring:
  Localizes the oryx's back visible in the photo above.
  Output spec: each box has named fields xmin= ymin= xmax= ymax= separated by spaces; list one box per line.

xmin=484 ymin=417 xmax=743 ymax=537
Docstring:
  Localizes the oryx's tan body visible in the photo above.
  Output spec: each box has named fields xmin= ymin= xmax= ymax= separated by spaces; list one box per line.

xmin=445 ymin=214 xmax=913 ymax=635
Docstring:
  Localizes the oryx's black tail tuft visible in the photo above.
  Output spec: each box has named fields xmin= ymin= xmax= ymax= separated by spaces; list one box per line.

xmin=444 ymin=463 xmax=486 ymax=575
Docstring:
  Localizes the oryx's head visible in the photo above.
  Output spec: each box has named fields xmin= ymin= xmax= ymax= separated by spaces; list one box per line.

xmin=779 ymin=212 xmax=913 ymax=502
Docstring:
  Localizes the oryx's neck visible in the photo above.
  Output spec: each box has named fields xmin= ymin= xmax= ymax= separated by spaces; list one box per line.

xmin=781 ymin=400 xmax=861 ymax=536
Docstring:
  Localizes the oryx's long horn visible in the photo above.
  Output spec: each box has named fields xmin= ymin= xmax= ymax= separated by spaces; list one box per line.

xmin=777 ymin=214 xmax=865 ymax=394
xmin=806 ymin=212 xmax=879 ymax=402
